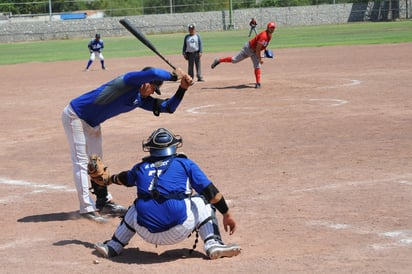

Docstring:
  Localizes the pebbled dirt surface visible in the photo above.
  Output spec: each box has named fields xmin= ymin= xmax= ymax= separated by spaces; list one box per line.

xmin=0 ymin=43 xmax=411 ymax=273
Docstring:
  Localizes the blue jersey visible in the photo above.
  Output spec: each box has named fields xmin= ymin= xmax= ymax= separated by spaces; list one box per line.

xmin=70 ymin=68 xmax=181 ymax=127
xmin=125 ymin=155 xmax=212 ymax=233
xmin=88 ymin=39 xmax=104 ymax=52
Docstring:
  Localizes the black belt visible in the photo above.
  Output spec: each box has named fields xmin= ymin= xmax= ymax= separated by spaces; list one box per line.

xmin=138 ymin=192 xmax=190 ymax=200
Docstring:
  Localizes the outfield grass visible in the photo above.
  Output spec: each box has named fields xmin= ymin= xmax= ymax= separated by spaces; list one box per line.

xmin=0 ymin=21 xmax=411 ymax=65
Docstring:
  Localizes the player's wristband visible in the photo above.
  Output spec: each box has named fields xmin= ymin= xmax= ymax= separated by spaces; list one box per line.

xmin=214 ymin=196 xmax=229 ymax=215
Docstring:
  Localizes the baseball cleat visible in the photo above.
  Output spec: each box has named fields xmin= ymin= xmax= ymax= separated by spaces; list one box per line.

xmin=206 ymin=244 xmax=241 ymax=260
xmin=95 ymin=242 xmax=119 ymax=258
xmin=98 ymin=201 xmax=127 ymax=217
xmin=211 ymin=58 xmax=220 ymax=69
xmin=80 ymin=212 xmax=107 ymax=223
xmin=255 ymin=83 xmax=261 ymax=89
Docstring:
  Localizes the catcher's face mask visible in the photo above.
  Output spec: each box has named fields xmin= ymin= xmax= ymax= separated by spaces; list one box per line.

xmin=142 ymin=128 xmax=183 ymax=157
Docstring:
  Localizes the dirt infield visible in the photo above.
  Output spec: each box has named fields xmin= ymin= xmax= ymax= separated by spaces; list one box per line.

xmin=1 ymin=43 xmax=411 ymax=273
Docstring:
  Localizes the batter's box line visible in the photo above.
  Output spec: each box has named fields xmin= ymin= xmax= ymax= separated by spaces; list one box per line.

xmin=0 ymin=177 xmax=75 ymax=203
xmin=0 ymin=177 xmax=74 ymax=191
xmin=292 ymin=174 xmax=412 ymax=193
xmin=307 ymin=220 xmax=412 ymax=250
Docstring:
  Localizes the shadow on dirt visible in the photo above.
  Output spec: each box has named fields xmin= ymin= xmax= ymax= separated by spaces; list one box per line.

xmin=53 ymin=238 xmax=207 ymax=264
xmin=201 ymin=84 xmax=255 ymax=90
xmin=110 ymin=247 xmax=207 ymax=264
xmin=17 ymin=211 xmax=80 ymax=222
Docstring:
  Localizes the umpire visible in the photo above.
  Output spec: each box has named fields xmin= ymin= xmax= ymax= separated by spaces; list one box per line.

xmin=182 ymin=23 xmax=204 ymax=82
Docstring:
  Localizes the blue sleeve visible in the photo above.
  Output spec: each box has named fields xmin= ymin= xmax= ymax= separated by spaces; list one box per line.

xmin=183 ymin=158 xmax=213 ymax=194
xmin=158 ymin=88 xmax=185 ymax=113
xmin=88 ymin=40 xmax=92 ymax=50
xmin=122 ymin=68 xmax=184 ymax=115
xmin=125 ymin=163 xmax=141 ymax=187
xmin=123 ymin=68 xmax=173 ymax=85
xmin=137 ymin=87 xmax=186 ymax=114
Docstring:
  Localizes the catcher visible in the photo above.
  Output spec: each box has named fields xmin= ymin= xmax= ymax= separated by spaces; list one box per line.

xmin=91 ymin=128 xmax=241 ymax=260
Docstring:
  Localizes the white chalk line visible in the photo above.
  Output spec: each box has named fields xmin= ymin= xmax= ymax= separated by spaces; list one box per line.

xmin=185 ymin=102 xmax=266 ymax=115
xmin=292 ymin=175 xmax=412 ymax=193
xmin=280 ymin=98 xmax=348 ymax=107
xmin=0 ymin=237 xmax=46 ymax=250
xmin=186 ymin=98 xmax=347 ymax=114
xmin=303 ymin=176 xmax=412 ymax=250
xmin=307 ymin=220 xmax=412 ymax=250
xmin=0 ymin=177 xmax=75 ymax=203
xmin=319 ymin=79 xmax=362 ymax=89
xmin=186 ymin=78 xmax=359 ymax=114
xmin=309 ymin=98 xmax=348 ymax=106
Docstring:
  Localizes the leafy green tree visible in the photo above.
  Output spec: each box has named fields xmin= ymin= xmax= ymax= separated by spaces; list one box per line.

xmin=102 ymin=0 xmax=142 ymax=16
xmin=0 ymin=0 xmax=371 ymax=16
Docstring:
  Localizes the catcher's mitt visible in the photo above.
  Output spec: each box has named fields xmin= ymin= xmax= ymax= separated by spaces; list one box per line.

xmin=87 ymin=154 xmax=111 ymax=186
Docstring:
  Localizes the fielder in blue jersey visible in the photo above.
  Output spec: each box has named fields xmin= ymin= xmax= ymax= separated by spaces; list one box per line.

xmin=85 ymin=33 xmax=106 ymax=71
xmin=94 ymin=128 xmax=241 ymax=260
xmin=61 ymin=67 xmax=193 ymax=223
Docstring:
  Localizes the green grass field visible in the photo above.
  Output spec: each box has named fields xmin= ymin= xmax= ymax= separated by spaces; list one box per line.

xmin=0 ymin=21 xmax=411 ymax=65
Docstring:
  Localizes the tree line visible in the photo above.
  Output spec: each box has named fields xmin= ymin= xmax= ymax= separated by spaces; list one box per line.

xmin=0 ymin=0 xmax=363 ymax=16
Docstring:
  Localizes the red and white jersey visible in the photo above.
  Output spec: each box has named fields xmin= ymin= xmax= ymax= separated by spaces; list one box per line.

xmin=249 ymin=30 xmax=272 ymax=51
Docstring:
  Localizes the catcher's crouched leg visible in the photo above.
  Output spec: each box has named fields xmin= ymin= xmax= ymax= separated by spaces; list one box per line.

xmin=90 ymin=181 xmax=127 ymax=217
xmin=191 ymin=197 xmax=241 ymax=260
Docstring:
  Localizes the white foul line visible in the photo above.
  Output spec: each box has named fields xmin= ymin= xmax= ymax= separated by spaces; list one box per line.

xmin=292 ymin=175 xmax=412 ymax=193
xmin=0 ymin=177 xmax=75 ymax=203
xmin=307 ymin=220 xmax=412 ymax=250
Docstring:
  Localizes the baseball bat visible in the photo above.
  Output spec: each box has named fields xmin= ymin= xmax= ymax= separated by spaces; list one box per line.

xmin=119 ymin=18 xmax=176 ymax=70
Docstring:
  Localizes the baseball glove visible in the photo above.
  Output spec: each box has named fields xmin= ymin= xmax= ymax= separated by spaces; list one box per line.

xmin=264 ymin=49 xmax=274 ymax=59
xmin=87 ymin=154 xmax=111 ymax=186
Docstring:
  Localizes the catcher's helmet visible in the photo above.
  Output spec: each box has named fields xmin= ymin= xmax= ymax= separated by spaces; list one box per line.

xmin=142 ymin=128 xmax=183 ymax=157
xmin=267 ymin=22 xmax=276 ymax=29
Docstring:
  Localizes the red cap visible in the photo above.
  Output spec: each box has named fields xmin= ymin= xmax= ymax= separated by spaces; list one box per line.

xmin=267 ymin=22 xmax=276 ymax=29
